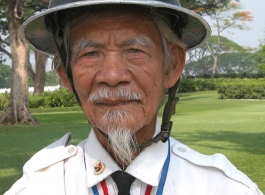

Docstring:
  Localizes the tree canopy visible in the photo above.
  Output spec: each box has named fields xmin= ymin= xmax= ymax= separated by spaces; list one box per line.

xmin=184 ymin=35 xmax=258 ymax=77
xmin=180 ymin=0 xmax=240 ymax=15
xmin=248 ymin=40 xmax=265 ymax=76
xmin=0 ymin=0 xmax=48 ymax=62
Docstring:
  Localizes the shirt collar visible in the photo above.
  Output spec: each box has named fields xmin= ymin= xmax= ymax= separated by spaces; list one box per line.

xmin=84 ymin=119 xmax=168 ymax=188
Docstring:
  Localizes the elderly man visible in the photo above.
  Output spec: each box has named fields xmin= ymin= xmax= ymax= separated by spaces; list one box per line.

xmin=5 ymin=0 xmax=263 ymax=195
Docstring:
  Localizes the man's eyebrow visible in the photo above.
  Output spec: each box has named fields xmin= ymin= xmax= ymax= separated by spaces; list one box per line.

xmin=72 ymin=36 xmax=155 ymax=52
xmin=73 ymin=40 xmax=101 ymax=53
xmin=121 ymin=36 xmax=155 ymax=48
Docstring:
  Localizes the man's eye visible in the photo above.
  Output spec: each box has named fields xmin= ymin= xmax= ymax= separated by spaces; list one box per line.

xmin=128 ymin=48 xmax=142 ymax=53
xmin=84 ymin=51 xmax=98 ymax=56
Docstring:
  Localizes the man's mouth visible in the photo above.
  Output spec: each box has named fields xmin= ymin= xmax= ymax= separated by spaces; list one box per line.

xmin=94 ymin=98 xmax=139 ymax=107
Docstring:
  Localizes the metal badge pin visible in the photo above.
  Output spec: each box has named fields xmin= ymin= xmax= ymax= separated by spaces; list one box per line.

xmin=93 ymin=160 xmax=105 ymax=175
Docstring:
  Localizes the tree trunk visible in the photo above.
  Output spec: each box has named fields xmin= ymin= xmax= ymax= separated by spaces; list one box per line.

xmin=34 ymin=50 xmax=47 ymax=93
xmin=210 ymin=17 xmax=221 ymax=77
xmin=211 ymin=55 xmax=218 ymax=77
xmin=0 ymin=0 xmax=38 ymax=125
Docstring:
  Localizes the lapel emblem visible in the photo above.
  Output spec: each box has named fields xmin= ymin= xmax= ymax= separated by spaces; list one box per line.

xmin=93 ymin=160 xmax=105 ymax=175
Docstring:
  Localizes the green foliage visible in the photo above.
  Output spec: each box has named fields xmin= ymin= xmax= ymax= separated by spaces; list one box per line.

xmin=217 ymin=79 xmax=265 ymax=99
xmin=198 ymin=1 xmax=253 ymax=76
xmin=219 ymin=35 xmax=243 ymax=52
xmin=0 ymin=89 xmax=77 ymax=110
xmin=45 ymin=70 xmax=60 ymax=86
xmin=47 ymin=89 xmax=77 ymax=107
xmin=28 ymin=89 xmax=77 ymax=108
xmin=0 ymin=0 xmax=48 ymax=61
xmin=254 ymin=45 xmax=265 ymax=75
xmin=185 ymin=48 xmax=257 ymax=77
xmin=28 ymin=75 xmax=34 ymax=87
xmin=0 ymin=66 xmax=60 ymax=88
xmin=185 ymin=36 xmax=251 ymax=76
xmin=216 ymin=53 xmax=257 ymax=74
xmin=208 ymin=35 xmax=245 ymax=53
xmin=179 ymin=78 xmax=217 ymax=92
xmin=0 ymin=92 xmax=9 ymax=110
xmin=29 ymin=70 xmax=60 ymax=87
xmin=179 ymin=78 xmax=247 ymax=92
xmin=180 ymin=0 xmax=234 ymax=15
xmin=0 ymin=0 xmax=8 ymax=36
xmin=23 ymin=0 xmax=49 ymax=18
xmin=179 ymin=78 xmax=265 ymax=101
xmin=0 ymin=63 xmax=12 ymax=88
xmin=28 ymin=92 xmax=48 ymax=108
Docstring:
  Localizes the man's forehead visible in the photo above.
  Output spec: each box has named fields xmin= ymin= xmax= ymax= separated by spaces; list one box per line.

xmin=69 ymin=7 xmax=162 ymax=46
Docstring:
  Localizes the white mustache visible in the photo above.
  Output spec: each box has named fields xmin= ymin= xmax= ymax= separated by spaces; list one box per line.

xmin=88 ymin=86 xmax=142 ymax=102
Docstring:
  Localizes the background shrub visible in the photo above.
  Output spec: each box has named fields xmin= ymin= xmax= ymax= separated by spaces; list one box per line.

xmin=47 ymin=89 xmax=77 ymax=107
xmin=0 ymin=89 xmax=78 ymax=110
xmin=28 ymin=89 xmax=78 ymax=108
xmin=0 ymin=93 xmax=9 ymax=110
xmin=217 ymin=80 xmax=265 ymax=99
xmin=29 ymin=93 xmax=48 ymax=108
xmin=179 ymin=78 xmax=217 ymax=92
xmin=178 ymin=78 xmax=265 ymax=99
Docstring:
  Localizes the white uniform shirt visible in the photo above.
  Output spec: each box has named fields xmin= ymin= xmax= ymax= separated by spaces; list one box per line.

xmin=5 ymin=120 xmax=264 ymax=195
xmin=64 ymin=128 xmax=263 ymax=195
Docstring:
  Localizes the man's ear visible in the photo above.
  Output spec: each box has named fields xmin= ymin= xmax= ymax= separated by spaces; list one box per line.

xmin=163 ymin=45 xmax=186 ymax=88
xmin=56 ymin=66 xmax=73 ymax=92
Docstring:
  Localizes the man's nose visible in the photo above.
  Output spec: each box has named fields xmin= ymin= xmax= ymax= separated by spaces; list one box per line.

xmin=95 ymin=53 xmax=132 ymax=87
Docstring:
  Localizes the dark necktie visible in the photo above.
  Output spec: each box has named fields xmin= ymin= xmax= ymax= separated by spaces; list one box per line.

xmin=111 ymin=171 xmax=135 ymax=195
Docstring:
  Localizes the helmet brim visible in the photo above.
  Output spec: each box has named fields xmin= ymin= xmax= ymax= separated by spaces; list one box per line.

xmin=21 ymin=0 xmax=211 ymax=54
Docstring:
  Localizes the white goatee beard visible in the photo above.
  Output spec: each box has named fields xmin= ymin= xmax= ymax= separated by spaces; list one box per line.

xmin=108 ymin=127 xmax=139 ymax=169
xmin=89 ymin=86 xmax=144 ymax=167
xmin=99 ymin=109 xmax=141 ymax=168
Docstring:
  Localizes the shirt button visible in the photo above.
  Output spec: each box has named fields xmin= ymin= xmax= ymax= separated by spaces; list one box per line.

xmin=68 ymin=147 xmax=75 ymax=153
xmin=178 ymin=147 xmax=186 ymax=153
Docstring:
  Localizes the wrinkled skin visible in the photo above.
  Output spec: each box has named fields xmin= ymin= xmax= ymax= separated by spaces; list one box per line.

xmin=57 ymin=7 xmax=185 ymax=164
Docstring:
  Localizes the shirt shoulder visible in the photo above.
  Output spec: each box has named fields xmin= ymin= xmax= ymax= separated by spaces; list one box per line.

xmin=4 ymin=132 xmax=78 ymax=195
xmin=169 ymin=138 xmax=263 ymax=195
xmin=23 ymin=132 xmax=78 ymax=174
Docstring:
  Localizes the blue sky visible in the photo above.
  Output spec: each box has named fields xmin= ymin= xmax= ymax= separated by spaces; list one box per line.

xmin=204 ymin=0 xmax=265 ymax=48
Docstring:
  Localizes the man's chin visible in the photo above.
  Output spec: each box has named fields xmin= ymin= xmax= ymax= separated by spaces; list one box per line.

xmin=98 ymin=125 xmax=135 ymax=136
xmin=98 ymin=120 xmax=141 ymax=134
xmin=101 ymin=123 xmax=144 ymax=136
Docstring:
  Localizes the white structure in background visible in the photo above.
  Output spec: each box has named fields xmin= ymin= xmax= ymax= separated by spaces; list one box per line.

xmin=0 ymin=85 xmax=60 ymax=94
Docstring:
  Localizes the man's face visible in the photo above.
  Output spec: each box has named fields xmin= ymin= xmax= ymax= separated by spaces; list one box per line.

xmin=67 ymin=7 xmax=178 ymax=139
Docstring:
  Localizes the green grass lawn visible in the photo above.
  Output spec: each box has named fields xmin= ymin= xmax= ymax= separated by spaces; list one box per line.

xmin=0 ymin=91 xmax=264 ymax=194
